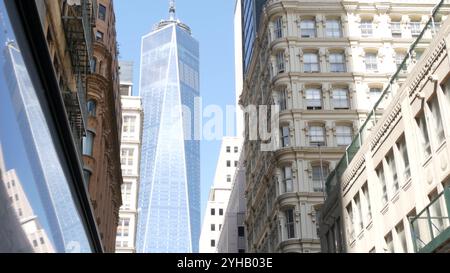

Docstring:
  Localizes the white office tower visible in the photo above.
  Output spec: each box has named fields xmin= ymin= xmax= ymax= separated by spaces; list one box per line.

xmin=199 ymin=137 xmax=242 ymax=253
xmin=115 ymin=61 xmax=143 ymax=253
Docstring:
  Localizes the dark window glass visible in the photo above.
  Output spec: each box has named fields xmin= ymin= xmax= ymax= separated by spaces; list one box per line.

xmin=238 ymin=226 xmax=245 ymax=237
xmin=98 ymin=4 xmax=107 ymax=21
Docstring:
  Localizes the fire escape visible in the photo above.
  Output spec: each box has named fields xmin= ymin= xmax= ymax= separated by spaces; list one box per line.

xmin=61 ymin=0 xmax=97 ymax=147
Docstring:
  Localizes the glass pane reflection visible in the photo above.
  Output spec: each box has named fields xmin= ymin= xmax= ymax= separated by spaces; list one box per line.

xmin=0 ymin=2 xmax=92 ymax=253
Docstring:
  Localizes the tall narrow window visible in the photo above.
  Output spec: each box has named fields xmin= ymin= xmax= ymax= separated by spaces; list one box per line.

xmin=386 ymin=150 xmax=399 ymax=194
xmin=82 ymin=131 xmax=94 ymax=156
xmin=300 ymin=19 xmax=316 ymax=38
xmin=396 ymin=223 xmax=408 ymax=253
xmin=281 ymin=126 xmax=290 ymax=148
xmin=362 ymin=184 xmax=372 ymax=222
xmin=385 ymin=233 xmax=394 ymax=253
xmin=370 ymin=88 xmax=382 ymax=108
xmin=365 ymin=53 xmax=378 ymax=71
xmin=123 ymin=116 xmax=137 ymax=140
xmin=396 ymin=52 xmax=407 ymax=72
xmin=333 ymin=88 xmax=349 ymax=109
xmin=96 ymin=31 xmax=104 ymax=42
xmin=283 ymin=166 xmax=293 ymax=193
xmin=355 ymin=194 xmax=364 ymax=232
xmin=410 ymin=21 xmax=421 ymax=37
xmin=312 ymin=165 xmax=329 ymax=192
xmin=377 ymin=165 xmax=388 ymax=204
xmin=329 ymin=53 xmax=346 ymax=72
xmin=391 ymin=21 xmax=402 ymax=37
xmin=98 ymin=4 xmax=107 ymax=21
xmin=121 ymin=148 xmax=135 ymax=176
xmin=397 ymin=137 xmax=411 ymax=182
xmin=361 ymin=20 xmax=373 ymax=37
xmin=428 ymin=95 xmax=445 ymax=144
xmin=445 ymin=79 xmax=450 ymax=110
xmin=346 ymin=203 xmax=355 ymax=242
xmin=276 ymin=51 xmax=285 ymax=74
xmin=121 ymin=182 xmax=132 ymax=210
xmin=306 ymin=88 xmax=322 ymax=110
xmin=87 ymin=100 xmax=96 ymax=117
xmin=310 ymin=125 xmax=326 ymax=146
xmin=416 ymin=113 xmax=431 ymax=158
xmin=279 ymin=89 xmax=287 ymax=111
xmin=336 ymin=125 xmax=353 ymax=146
xmin=274 ymin=17 xmax=283 ymax=39
xmin=285 ymin=209 xmax=295 ymax=239
xmin=304 ymin=53 xmax=320 ymax=73
xmin=326 ymin=19 xmax=342 ymax=38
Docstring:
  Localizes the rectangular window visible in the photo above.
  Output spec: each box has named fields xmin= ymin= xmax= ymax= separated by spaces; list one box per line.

xmin=279 ymin=88 xmax=287 ymax=111
xmin=234 ymin=147 xmax=239 ymax=153
xmin=336 ymin=125 xmax=353 ymax=146
xmin=211 ymin=240 xmax=215 ymax=247
xmin=329 ymin=53 xmax=346 ymax=72
xmin=98 ymin=4 xmax=107 ymax=21
xmin=326 ymin=19 xmax=342 ymax=38
xmin=286 ymin=209 xmax=295 ymax=239
xmin=283 ymin=166 xmax=293 ymax=193
xmin=377 ymin=165 xmax=388 ymax=204
xmin=281 ymin=126 xmax=290 ymax=147
xmin=333 ymin=89 xmax=349 ymax=109
xmin=82 ymin=131 xmax=94 ymax=156
xmin=416 ymin=112 xmax=431 ymax=158
xmin=300 ymin=19 xmax=316 ymax=38
xmin=226 ymin=146 xmax=231 ymax=153
xmin=122 ymin=116 xmax=137 ymax=139
xmin=238 ymin=226 xmax=245 ymax=237
xmin=410 ymin=22 xmax=421 ymax=37
xmin=385 ymin=232 xmax=394 ymax=253
xmin=121 ymin=148 xmax=135 ymax=176
xmin=121 ymin=182 xmax=132 ymax=210
xmin=304 ymin=53 xmax=320 ymax=73
xmin=365 ymin=53 xmax=378 ymax=71
xmin=346 ymin=203 xmax=355 ymax=242
xmin=276 ymin=51 xmax=285 ymax=74
xmin=396 ymin=52 xmax=407 ymax=72
xmin=386 ymin=150 xmax=399 ymax=194
xmin=310 ymin=125 xmax=326 ymax=146
xmin=361 ymin=20 xmax=373 ymax=37
xmin=312 ymin=165 xmax=329 ymax=192
xmin=397 ymin=137 xmax=411 ymax=182
xmin=362 ymin=184 xmax=372 ymax=222
xmin=226 ymin=161 xmax=231 ymax=167
xmin=396 ymin=223 xmax=408 ymax=253
xmin=370 ymin=88 xmax=382 ymax=108
xmin=211 ymin=208 xmax=215 ymax=216
xmin=428 ymin=95 xmax=445 ymax=144
xmin=211 ymin=224 xmax=215 ymax=231
xmin=306 ymin=89 xmax=322 ymax=110
xmin=355 ymin=194 xmax=364 ymax=231
xmin=391 ymin=21 xmax=402 ymax=37
xmin=235 ymin=161 xmax=238 ymax=167
xmin=227 ymin=175 xmax=231 ymax=183
xmin=219 ymin=209 xmax=224 ymax=216
xmin=274 ymin=17 xmax=283 ymax=39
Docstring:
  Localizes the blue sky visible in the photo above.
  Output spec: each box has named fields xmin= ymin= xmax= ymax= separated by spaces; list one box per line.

xmin=115 ymin=0 xmax=237 ymax=221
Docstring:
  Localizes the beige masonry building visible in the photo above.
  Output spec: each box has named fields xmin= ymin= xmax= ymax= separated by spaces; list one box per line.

xmin=241 ymin=0 xmax=442 ymax=253
xmin=320 ymin=3 xmax=450 ymax=253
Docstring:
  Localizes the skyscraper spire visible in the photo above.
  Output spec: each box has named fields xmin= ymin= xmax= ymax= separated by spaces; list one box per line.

xmin=169 ymin=0 xmax=176 ymax=20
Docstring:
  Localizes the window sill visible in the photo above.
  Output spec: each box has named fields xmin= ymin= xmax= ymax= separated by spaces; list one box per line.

xmin=391 ymin=191 xmax=400 ymax=204
xmin=357 ymin=230 xmax=365 ymax=240
xmin=436 ymin=140 xmax=447 ymax=153
xmin=402 ymin=178 xmax=412 ymax=192
xmin=366 ymin=220 xmax=373 ymax=231
xmin=381 ymin=203 xmax=389 ymax=215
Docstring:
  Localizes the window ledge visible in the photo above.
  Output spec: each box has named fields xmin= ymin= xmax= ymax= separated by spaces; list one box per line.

xmin=357 ymin=230 xmax=365 ymax=240
xmin=391 ymin=191 xmax=401 ymax=204
xmin=436 ymin=140 xmax=447 ymax=153
xmin=366 ymin=220 xmax=373 ymax=231
xmin=381 ymin=203 xmax=389 ymax=215
xmin=402 ymin=178 xmax=412 ymax=192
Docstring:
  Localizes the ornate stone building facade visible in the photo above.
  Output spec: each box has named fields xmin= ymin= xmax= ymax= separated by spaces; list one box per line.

xmin=241 ymin=0 xmax=441 ymax=253
xmin=82 ymin=0 xmax=123 ymax=252
xmin=320 ymin=7 xmax=450 ymax=253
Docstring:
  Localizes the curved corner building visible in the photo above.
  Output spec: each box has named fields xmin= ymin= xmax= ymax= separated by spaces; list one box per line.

xmin=136 ymin=3 xmax=200 ymax=253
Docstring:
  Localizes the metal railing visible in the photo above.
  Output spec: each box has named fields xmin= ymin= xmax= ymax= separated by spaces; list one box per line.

xmin=325 ymin=0 xmax=449 ymax=196
xmin=410 ymin=187 xmax=450 ymax=253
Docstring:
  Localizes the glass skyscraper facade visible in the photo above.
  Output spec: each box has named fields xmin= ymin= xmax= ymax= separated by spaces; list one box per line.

xmin=136 ymin=16 xmax=200 ymax=253
xmin=242 ymin=0 xmax=267 ymax=74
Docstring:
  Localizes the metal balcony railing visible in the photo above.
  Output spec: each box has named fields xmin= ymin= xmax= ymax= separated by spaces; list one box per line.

xmin=410 ymin=187 xmax=450 ymax=253
xmin=325 ymin=0 xmax=449 ymax=196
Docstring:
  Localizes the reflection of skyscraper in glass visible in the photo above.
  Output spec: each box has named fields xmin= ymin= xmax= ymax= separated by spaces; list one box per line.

xmin=136 ymin=2 xmax=200 ymax=253
xmin=0 ymin=144 xmax=55 ymax=253
xmin=3 ymin=42 xmax=91 ymax=252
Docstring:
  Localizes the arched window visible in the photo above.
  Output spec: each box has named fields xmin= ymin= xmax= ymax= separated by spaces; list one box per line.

xmin=87 ymin=100 xmax=96 ymax=117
